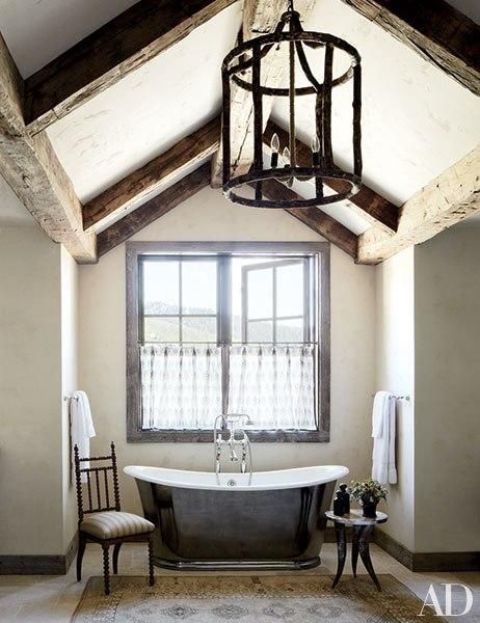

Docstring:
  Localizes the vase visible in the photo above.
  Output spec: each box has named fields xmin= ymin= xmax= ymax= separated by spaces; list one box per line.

xmin=361 ymin=496 xmax=378 ymax=519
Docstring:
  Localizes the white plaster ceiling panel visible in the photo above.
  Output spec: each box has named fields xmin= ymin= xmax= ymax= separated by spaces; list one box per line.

xmin=46 ymin=3 xmax=242 ymax=203
xmin=0 ymin=0 xmax=139 ymax=78
xmin=272 ymin=0 xmax=480 ymax=207
xmin=0 ymin=173 xmax=33 ymax=224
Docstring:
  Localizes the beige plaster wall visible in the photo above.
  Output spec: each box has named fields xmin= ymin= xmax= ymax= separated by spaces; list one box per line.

xmin=375 ymin=248 xmax=416 ymax=551
xmin=414 ymin=226 xmax=480 ymax=552
xmin=0 ymin=226 xmax=63 ymax=555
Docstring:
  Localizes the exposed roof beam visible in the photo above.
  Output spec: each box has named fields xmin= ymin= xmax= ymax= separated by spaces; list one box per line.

xmin=0 ymin=34 xmax=95 ymax=262
xmin=264 ymin=121 xmax=399 ymax=234
xmin=97 ymin=163 xmax=210 ymax=257
xmin=211 ymin=0 xmax=316 ymax=187
xmin=260 ymin=180 xmax=358 ymax=259
xmin=357 ymin=145 xmax=480 ymax=264
xmin=339 ymin=0 xmax=480 ymax=96
xmin=24 ymin=0 xmax=238 ymax=135
xmin=83 ymin=116 xmax=220 ymax=232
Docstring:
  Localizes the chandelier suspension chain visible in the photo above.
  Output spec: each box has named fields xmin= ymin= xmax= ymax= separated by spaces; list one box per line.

xmin=289 ymin=32 xmax=296 ymax=175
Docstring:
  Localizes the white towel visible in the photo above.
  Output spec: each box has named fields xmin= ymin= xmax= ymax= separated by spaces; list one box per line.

xmin=371 ymin=391 xmax=397 ymax=485
xmin=70 ymin=390 xmax=96 ymax=482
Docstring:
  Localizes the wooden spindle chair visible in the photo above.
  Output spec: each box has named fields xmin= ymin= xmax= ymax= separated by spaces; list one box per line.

xmin=74 ymin=442 xmax=155 ymax=595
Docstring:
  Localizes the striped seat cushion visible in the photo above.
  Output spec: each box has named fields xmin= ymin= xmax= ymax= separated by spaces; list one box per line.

xmin=80 ymin=511 xmax=154 ymax=539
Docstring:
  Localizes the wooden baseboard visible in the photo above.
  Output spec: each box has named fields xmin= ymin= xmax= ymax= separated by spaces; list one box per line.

xmin=0 ymin=555 xmax=68 ymax=575
xmin=0 ymin=532 xmax=78 ymax=575
xmin=374 ymin=528 xmax=480 ymax=572
xmin=374 ymin=528 xmax=415 ymax=569
xmin=65 ymin=531 xmax=79 ymax=571
xmin=412 ymin=551 xmax=480 ymax=572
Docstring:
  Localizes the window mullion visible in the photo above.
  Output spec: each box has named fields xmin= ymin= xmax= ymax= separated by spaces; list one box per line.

xmin=273 ymin=267 xmax=277 ymax=345
xmin=178 ymin=261 xmax=183 ymax=343
xmin=304 ymin=257 xmax=310 ymax=343
xmin=218 ymin=256 xmax=232 ymax=415
xmin=241 ymin=265 xmax=248 ymax=344
xmin=138 ymin=258 xmax=145 ymax=345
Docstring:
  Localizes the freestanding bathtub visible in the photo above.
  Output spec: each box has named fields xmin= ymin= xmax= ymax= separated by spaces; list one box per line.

xmin=124 ymin=464 xmax=349 ymax=570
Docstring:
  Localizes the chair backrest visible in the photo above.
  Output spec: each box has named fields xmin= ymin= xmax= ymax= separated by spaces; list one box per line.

xmin=73 ymin=442 xmax=121 ymax=522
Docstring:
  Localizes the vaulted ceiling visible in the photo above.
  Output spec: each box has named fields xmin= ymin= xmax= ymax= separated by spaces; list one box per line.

xmin=0 ymin=0 xmax=479 ymax=264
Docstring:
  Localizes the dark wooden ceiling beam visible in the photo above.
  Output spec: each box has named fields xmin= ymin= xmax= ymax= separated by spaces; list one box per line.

xmin=97 ymin=163 xmax=211 ymax=257
xmin=357 ymin=145 xmax=480 ymax=264
xmin=261 ymin=180 xmax=358 ymax=259
xmin=24 ymin=0 xmax=238 ymax=135
xmin=339 ymin=0 xmax=480 ymax=96
xmin=83 ymin=116 xmax=220 ymax=232
xmin=0 ymin=34 xmax=96 ymax=262
xmin=264 ymin=121 xmax=399 ymax=234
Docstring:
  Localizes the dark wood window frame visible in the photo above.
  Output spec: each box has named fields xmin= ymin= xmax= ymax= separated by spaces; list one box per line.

xmin=126 ymin=241 xmax=330 ymax=443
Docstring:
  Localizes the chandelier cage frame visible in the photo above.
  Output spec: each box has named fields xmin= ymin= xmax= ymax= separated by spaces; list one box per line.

xmin=221 ymin=6 xmax=362 ymax=209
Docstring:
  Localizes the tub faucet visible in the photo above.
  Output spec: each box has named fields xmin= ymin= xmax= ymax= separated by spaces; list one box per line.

xmin=214 ymin=414 xmax=253 ymax=479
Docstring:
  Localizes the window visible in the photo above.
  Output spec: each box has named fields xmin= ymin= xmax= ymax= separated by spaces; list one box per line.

xmin=127 ymin=242 xmax=330 ymax=442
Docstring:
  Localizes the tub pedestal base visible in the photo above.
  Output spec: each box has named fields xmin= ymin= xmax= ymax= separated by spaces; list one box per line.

xmin=152 ymin=556 xmax=321 ymax=571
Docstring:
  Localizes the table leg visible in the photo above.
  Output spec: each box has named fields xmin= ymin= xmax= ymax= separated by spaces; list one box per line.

xmin=358 ymin=525 xmax=381 ymax=591
xmin=351 ymin=526 xmax=360 ymax=578
xmin=332 ymin=522 xmax=347 ymax=588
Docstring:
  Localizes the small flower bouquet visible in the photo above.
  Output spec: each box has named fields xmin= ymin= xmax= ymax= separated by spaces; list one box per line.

xmin=349 ymin=479 xmax=388 ymax=518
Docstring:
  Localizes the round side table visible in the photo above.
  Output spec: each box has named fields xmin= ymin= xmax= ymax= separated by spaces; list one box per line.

xmin=325 ymin=509 xmax=388 ymax=591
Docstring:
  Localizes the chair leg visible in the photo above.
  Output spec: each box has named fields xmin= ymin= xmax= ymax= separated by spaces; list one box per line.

xmin=148 ymin=537 xmax=155 ymax=586
xmin=112 ymin=543 xmax=122 ymax=575
xmin=102 ymin=544 xmax=110 ymax=595
xmin=76 ymin=533 xmax=87 ymax=582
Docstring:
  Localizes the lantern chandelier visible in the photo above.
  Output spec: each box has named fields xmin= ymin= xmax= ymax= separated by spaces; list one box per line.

xmin=221 ymin=0 xmax=362 ymax=209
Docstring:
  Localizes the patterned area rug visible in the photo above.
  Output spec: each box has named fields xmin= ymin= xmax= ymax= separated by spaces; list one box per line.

xmin=71 ymin=575 xmax=445 ymax=622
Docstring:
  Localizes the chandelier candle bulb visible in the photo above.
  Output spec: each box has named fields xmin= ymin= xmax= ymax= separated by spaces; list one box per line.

xmin=311 ymin=135 xmax=321 ymax=164
xmin=270 ymin=133 xmax=280 ymax=168
xmin=311 ymin=135 xmax=323 ymax=198
xmin=283 ymin=147 xmax=294 ymax=188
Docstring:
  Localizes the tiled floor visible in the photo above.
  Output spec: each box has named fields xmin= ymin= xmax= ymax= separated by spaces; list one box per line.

xmin=0 ymin=543 xmax=478 ymax=622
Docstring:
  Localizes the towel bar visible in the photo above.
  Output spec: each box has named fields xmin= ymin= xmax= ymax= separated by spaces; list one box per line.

xmin=371 ymin=393 xmax=410 ymax=401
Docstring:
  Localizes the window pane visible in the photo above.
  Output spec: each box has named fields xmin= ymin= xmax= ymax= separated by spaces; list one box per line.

xmin=144 ymin=317 xmax=179 ymax=342
xmin=276 ymin=263 xmax=304 ymax=318
xmin=143 ymin=261 xmax=179 ymax=315
xmin=247 ymin=267 xmax=273 ymax=319
xmin=182 ymin=317 xmax=217 ymax=342
xmin=182 ymin=261 xmax=217 ymax=314
xmin=248 ymin=320 xmax=273 ymax=343
xmin=277 ymin=318 xmax=304 ymax=342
